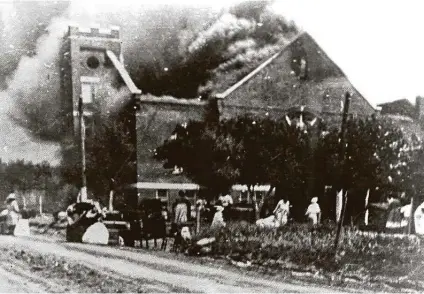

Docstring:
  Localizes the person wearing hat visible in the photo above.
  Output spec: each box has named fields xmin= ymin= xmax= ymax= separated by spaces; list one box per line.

xmin=5 ymin=191 xmax=20 ymax=235
xmin=305 ymin=197 xmax=321 ymax=226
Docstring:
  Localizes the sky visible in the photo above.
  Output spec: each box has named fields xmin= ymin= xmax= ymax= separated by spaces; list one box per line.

xmin=0 ymin=0 xmax=423 ymax=165
xmin=271 ymin=0 xmax=424 ymax=106
xmin=65 ymin=0 xmax=424 ymax=105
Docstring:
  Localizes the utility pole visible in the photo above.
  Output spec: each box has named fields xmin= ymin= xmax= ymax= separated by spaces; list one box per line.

xmin=334 ymin=92 xmax=351 ymax=253
xmin=78 ymin=96 xmax=88 ymax=202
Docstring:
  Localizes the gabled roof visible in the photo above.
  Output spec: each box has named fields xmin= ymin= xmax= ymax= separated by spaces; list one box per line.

xmin=106 ymin=50 xmax=142 ymax=95
xmin=213 ymin=32 xmax=374 ymax=115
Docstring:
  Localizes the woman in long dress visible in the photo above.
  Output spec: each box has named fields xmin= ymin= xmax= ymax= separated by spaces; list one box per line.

xmin=5 ymin=193 xmax=20 ymax=235
xmin=273 ymin=199 xmax=290 ymax=226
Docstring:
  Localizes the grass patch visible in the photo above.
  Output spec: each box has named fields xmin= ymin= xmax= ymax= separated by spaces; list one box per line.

xmin=190 ymin=221 xmax=423 ymax=290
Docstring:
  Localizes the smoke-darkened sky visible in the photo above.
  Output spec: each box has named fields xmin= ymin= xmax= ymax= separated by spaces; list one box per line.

xmin=0 ymin=0 xmax=298 ymax=164
xmin=1 ymin=0 xmax=422 ymax=165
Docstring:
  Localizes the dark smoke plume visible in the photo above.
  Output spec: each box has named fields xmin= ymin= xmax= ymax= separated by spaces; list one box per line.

xmin=5 ymin=0 xmax=298 ymax=144
xmin=0 ymin=1 xmax=70 ymax=89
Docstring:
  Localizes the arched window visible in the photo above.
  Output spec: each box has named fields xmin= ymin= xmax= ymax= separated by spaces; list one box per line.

xmin=299 ymin=57 xmax=308 ymax=79
xmin=291 ymin=55 xmax=308 ymax=80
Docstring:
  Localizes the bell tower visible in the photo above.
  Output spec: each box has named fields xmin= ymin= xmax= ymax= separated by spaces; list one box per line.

xmin=61 ymin=24 xmax=122 ymax=136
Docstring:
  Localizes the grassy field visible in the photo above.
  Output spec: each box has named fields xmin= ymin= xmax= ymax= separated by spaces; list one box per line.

xmin=190 ymin=221 xmax=424 ymax=290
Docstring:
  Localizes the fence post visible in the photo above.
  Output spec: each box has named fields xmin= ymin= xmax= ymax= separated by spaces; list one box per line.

xmin=196 ymin=205 xmax=201 ymax=235
xmin=39 ymin=194 xmax=43 ymax=216
xmin=408 ymin=197 xmax=414 ymax=235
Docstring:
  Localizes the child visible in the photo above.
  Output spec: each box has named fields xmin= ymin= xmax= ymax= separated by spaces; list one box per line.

xmin=305 ymin=197 xmax=321 ymax=226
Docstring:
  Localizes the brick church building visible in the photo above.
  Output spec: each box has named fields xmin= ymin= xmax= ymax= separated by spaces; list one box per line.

xmin=60 ymin=25 xmax=375 ymax=210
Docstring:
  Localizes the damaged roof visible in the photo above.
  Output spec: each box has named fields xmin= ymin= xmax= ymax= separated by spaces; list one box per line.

xmin=213 ymin=32 xmax=375 ymax=116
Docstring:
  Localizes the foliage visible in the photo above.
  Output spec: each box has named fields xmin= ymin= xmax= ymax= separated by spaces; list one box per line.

xmin=156 ymin=115 xmax=422 ymax=222
xmin=154 ymin=121 xmax=236 ymax=195
xmin=60 ymin=108 xmax=137 ymax=205
xmin=1 ymin=159 xmax=52 ymax=192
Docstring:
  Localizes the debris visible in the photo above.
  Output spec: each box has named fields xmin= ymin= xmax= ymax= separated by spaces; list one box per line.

xmin=196 ymin=237 xmax=215 ymax=246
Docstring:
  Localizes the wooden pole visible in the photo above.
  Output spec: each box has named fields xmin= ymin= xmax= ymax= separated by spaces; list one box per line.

xmin=108 ymin=190 xmax=114 ymax=212
xmin=334 ymin=92 xmax=351 ymax=253
xmin=196 ymin=205 xmax=201 ymax=235
xmin=22 ymin=195 xmax=27 ymax=210
xmin=78 ymin=96 xmax=88 ymax=202
xmin=39 ymin=194 xmax=43 ymax=216
xmin=408 ymin=197 xmax=414 ymax=235
xmin=364 ymin=189 xmax=370 ymax=226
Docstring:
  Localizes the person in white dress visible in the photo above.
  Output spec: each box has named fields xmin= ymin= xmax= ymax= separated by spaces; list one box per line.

xmin=211 ymin=206 xmax=226 ymax=229
xmin=273 ymin=199 xmax=290 ymax=226
xmin=5 ymin=192 xmax=20 ymax=235
xmin=305 ymin=197 xmax=321 ymax=226
xmin=218 ymin=193 xmax=233 ymax=221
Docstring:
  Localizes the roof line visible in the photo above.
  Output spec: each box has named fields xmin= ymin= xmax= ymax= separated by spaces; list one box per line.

xmin=377 ymin=98 xmax=414 ymax=107
xmin=106 ymin=50 xmax=142 ymax=95
xmin=214 ymin=32 xmax=306 ymax=99
xmin=303 ymin=34 xmax=375 ymax=112
xmin=213 ymin=32 xmax=375 ymax=112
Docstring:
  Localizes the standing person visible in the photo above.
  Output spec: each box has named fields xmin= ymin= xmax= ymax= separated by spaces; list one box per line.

xmin=211 ymin=205 xmax=226 ymax=229
xmin=5 ymin=192 xmax=20 ymax=235
xmin=385 ymin=196 xmax=402 ymax=234
xmin=173 ymin=191 xmax=191 ymax=225
xmin=305 ymin=197 xmax=321 ymax=226
xmin=218 ymin=192 xmax=233 ymax=222
xmin=273 ymin=199 xmax=290 ymax=226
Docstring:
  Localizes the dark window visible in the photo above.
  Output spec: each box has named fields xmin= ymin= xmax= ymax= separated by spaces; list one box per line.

xmin=186 ymin=191 xmax=195 ymax=198
xmin=156 ymin=189 xmax=168 ymax=199
xmin=291 ymin=54 xmax=308 ymax=80
xmin=255 ymin=191 xmax=264 ymax=201
xmin=239 ymin=191 xmax=248 ymax=203
xmin=86 ymin=56 xmax=100 ymax=69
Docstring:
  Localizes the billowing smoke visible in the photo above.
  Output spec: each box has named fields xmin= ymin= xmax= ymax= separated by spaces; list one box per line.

xmin=0 ymin=1 xmax=70 ymax=88
xmin=4 ymin=0 xmax=298 ymax=145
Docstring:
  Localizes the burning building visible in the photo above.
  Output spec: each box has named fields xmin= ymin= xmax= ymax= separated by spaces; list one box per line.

xmin=61 ymin=25 xmax=375 ymax=210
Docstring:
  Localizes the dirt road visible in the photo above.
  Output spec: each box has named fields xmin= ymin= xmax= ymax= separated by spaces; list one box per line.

xmin=0 ymin=235 xmax=356 ymax=293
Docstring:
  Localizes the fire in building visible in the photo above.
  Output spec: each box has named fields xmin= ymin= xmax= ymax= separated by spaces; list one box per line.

xmin=60 ymin=25 xmax=375 ymax=213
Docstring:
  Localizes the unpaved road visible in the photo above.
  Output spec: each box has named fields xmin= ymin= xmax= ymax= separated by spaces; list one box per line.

xmin=0 ymin=235 xmax=357 ymax=293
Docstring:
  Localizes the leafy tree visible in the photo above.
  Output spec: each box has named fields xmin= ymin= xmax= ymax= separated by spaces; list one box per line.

xmin=155 ymin=120 xmax=237 ymax=196
xmin=315 ymin=116 xmax=414 ymax=222
xmin=155 ymin=114 xmax=421 ymax=223
xmin=60 ymin=106 xmax=137 ymax=206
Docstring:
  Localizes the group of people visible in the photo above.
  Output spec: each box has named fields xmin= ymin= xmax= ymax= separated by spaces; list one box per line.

xmin=255 ymin=197 xmax=321 ymax=228
xmin=205 ymin=191 xmax=322 ymax=230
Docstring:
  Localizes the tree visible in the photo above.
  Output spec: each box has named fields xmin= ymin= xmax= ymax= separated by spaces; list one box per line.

xmin=60 ymin=106 xmax=137 ymax=206
xmin=155 ymin=114 xmax=420 ymax=223
xmin=155 ymin=120 xmax=237 ymax=197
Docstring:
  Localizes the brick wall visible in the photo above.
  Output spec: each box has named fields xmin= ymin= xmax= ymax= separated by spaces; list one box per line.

xmin=136 ymin=97 xmax=207 ymax=183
